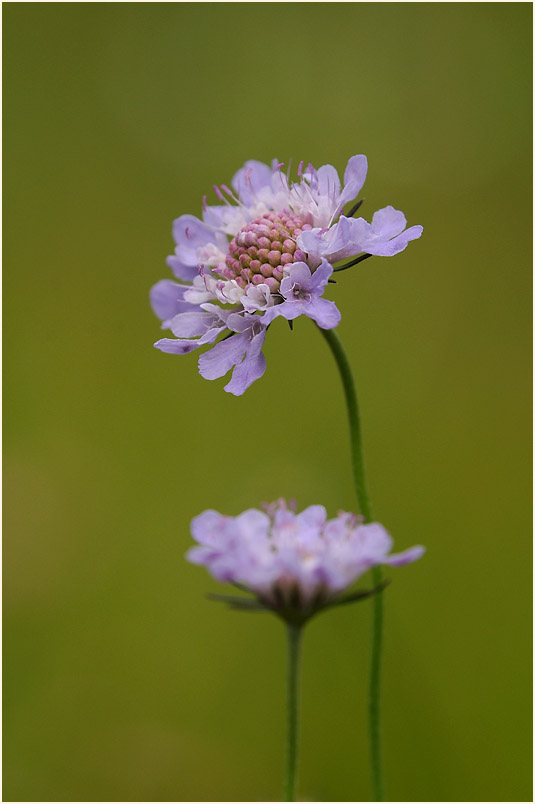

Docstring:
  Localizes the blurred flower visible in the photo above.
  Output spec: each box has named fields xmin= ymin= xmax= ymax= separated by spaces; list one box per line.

xmin=151 ymin=156 xmax=423 ymax=395
xmin=186 ymin=499 xmax=425 ymax=623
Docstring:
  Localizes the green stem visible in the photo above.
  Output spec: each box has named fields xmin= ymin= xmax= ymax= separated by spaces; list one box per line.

xmin=369 ymin=565 xmax=384 ymax=801
xmin=318 ymin=325 xmax=384 ymax=802
xmin=318 ymin=327 xmax=372 ymax=520
xmin=284 ymin=623 xmax=302 ymax=802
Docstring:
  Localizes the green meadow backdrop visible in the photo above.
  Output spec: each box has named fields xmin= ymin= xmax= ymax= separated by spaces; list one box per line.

xmin=4 ymin=4 xmax=532 ymax=801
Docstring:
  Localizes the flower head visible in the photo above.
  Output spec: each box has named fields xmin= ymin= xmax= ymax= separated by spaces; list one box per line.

xmin=152 ymin=155 xmax=423 ymax=395
xmin=187 ymin=499 xmax=425 ymax=623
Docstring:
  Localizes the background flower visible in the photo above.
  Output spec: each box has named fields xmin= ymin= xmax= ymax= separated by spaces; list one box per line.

xmin=187 ymin=500 xmax=424 ymax=620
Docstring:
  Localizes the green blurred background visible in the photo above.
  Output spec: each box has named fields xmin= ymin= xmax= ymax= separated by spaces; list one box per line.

xmin=3 ymin=4 xmax=532 ymax=802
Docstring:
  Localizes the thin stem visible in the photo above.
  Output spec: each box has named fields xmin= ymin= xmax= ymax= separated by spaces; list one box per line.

xmin=284 ymin=623 xmax=302 ymax=802
xmin=369 ymin=565 xmax=384 ymax=802
xmin=333 ymin=253 xmax=372 ymax=273
xmin=318 ymin=327 xmax=372 ymax=520
xmin=318 ymin=325 xmax=384 ymax=801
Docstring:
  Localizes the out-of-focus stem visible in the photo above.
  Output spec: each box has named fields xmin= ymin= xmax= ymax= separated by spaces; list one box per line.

xmin=284 ymin=623 xmax=302 ymax=802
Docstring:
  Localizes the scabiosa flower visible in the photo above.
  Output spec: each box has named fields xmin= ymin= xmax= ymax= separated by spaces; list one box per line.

xmin=151 ymin=156 xmax=423 ymax=395
xmin=186 ymin=499 xmax=425 ymax=624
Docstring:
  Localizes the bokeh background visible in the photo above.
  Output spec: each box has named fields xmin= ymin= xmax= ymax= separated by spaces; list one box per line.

xmin=3 ymin=4 xmax=532 ymax=802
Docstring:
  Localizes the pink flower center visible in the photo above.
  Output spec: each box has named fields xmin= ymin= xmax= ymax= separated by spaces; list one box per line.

xmin=219 ymin=210 xmax=313 ymax=291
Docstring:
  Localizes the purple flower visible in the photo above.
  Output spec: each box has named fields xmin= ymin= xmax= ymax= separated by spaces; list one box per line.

xmin=187 ymin=499 xmax=425 ymax=621
xmin=299 ymin=206 xmax=424 ymax=263
xmin=150 ymin=279 xmax=197 ymax=329
xmin=261 ymin=260 xmax=341 ymax=329
xmin=154 ymin=303 xmax=229 ymax=355
xmin=151 ymin=155 xmax=423 ymax=394
xmin=198 ymin=312 xmax=267 ymax=396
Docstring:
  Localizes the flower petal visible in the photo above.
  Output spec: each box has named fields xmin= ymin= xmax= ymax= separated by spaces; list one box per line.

xmin=339 ymin=154 xmax=368 ymax=208
xmin=232 ymin=160 xmax=273 ymax=205
xmin=366 ymin=225 xmax=423 ymax=257
xmin=297 ymin=505 xmax=327 ymax=529
xmin=203 ymin=203 xmax=246 ymax=235
xmin=183 ymin=274 xmax=217 ymax=305
xmin=169 ymin=311 xmax=218 ymax=338
xmin=150 ymin=279 xmax=193 ymax=326
xmin=166 ymin=255 xmax=200 ymax=282
xmin=371 ymin=206 xmax=407 ymax=238
xmin=224 ymin=330 xmax=267 ymax=396
xmin=172 ymin=214 xmax=216 ymax=249
xmin=344 ymin=211 xmax=423 ymax=257
xmin=261 ymin=301 xmax=302 ymax=325
xmin=297 ymin=228 xmax=329 ymax=260
xmin=198 ymin=332 xmax=248 ymax=380
xmin=241 ymin=284 xmax=272 ymax=313
xmin=316 ymin=164 xmax=341 ymax=199
xmin=280 ymin=262 xmax=312 ymax=296
xmin=303 ymin=297 xmax=341 ymax=329
xmin=307 ymin=259 xmax=333 ymax=294
xmin=384 ymin=545 xmax=426 ymax=566
xmin=154 ymin=324 xmax=224 ymax=355
xmin=191 ymin=510 xmax=230 ymax=545
xmin=235 ymin=509 xmax=271 ymax=539
xmin=226 ymin=311 xmax=263 ymax=334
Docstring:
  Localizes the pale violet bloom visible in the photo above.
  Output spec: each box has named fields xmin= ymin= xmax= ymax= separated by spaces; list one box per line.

xmin=152 ymin=155 xmax=423 ymax=395
xmin=150 ymin=279 xmax=201 ymax=330
xmin=261 ymin=260 xmax=340 ymax=328
xmin=198 ymin=312 xmax=267 ymax=396
xmin=298 ymin=206 xmax=423 ymax=264
xmin=187 ymin=499 xmax=425 ymax=622
xmin=154 ymin=303 xmax=229 ymax=356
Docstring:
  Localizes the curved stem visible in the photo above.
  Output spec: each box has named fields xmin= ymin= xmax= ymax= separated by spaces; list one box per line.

xmin=333 ymin=252 xmax=373 ymax=273
xmin=318 ymin=327 xmax=372 ymax=520
xmin=284 ymin=624 xmax=302 ymax=802
xmin=318 ymin=325 xmax=384 ymax=801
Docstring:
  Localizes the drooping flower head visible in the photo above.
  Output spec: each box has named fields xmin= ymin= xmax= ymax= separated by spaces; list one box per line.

xmin=187 ymin=499 xmax=425 ymax=624
xmin=151 ymin=156 xmax=423 ymax=395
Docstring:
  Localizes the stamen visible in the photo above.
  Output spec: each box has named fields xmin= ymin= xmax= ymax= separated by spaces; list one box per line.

xmin=222 ymin=184 xmax=243 ymax=207
xmin=285 ymin=158 xmax=293 ymax=185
